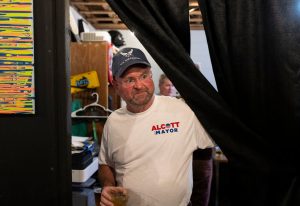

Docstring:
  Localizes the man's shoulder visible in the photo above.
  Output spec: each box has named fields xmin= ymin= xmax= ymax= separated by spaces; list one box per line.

xmin=105 ymin=107 xmax=127 ymax=122
xmin=156 ymin=95 xmax=184 ymax=104
xmin=156 ymin=96 xmax=191 ymax=112
xmin=156 ymin=95 xmax=186 ymax=105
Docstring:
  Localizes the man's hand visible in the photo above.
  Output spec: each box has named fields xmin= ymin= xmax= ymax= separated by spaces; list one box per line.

xmin=100 ymin=186 xmax=127 ymax=206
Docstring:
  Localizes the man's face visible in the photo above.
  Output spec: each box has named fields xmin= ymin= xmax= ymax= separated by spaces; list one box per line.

xmin=113 ymin=66 xmax=154 ymax=111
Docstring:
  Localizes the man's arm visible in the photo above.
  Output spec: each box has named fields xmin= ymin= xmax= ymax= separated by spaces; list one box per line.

xmin=191 ymin=148 xmax=213 ymax=206
xmin=98 ymin=164 xmax=116 ymax=187
xmin=98 ymin=165 xmax=128 ymax=206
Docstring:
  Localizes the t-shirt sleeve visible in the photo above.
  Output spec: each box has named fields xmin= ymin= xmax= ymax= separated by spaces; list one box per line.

xmin=193 ymin=114 xmax=215 ymax=149
xmin=98 ymin=123 xmax=113 ymax=167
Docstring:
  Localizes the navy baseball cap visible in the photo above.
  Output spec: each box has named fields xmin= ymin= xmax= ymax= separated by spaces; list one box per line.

xmin=112 ymin=47 xmax=151 ymax=77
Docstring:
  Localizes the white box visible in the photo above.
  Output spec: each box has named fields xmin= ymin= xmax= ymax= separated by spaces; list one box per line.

xmin=80 ymin=32 xmax=103 ymax=41
xmin=72 ymin=157 xmax=98 ymax=183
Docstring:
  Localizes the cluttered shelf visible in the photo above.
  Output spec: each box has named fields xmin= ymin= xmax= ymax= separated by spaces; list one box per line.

xmin=70 ymin=41 xmax=120 ymax=206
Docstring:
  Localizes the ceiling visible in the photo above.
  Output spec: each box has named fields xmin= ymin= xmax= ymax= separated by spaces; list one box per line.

xmin=70 ymin=0 xmax=203 ymax=30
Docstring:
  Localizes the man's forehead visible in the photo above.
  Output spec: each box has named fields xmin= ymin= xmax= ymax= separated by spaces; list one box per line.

xmin=122 ymin=67 xmax=151 ymax=77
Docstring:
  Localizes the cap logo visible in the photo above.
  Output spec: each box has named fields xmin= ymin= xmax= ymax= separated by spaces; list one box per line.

xmin=120 ymin=49 xmax=133 ymax=57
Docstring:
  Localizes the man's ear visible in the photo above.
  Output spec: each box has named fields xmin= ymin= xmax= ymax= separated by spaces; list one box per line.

xmin=112 ymin=79 xmax=120 ymax=94
xmin=112 ymin=79 xmax=117 ymax=87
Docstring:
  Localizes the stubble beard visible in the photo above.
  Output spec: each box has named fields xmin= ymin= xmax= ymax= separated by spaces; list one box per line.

xmin=129 ymin=88 xmax=154 ymax=107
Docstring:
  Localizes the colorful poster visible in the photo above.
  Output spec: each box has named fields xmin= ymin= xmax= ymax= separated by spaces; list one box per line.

xmin=0 ymin=0 xmax=34 ymax=114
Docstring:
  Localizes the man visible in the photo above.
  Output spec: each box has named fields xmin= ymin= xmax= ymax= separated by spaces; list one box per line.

xmin=98 ymin=47 xmax=214 ymax=206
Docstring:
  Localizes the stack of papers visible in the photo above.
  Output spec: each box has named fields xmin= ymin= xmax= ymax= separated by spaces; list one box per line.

xmin=72 ymin=136 xmax=94 ymax=154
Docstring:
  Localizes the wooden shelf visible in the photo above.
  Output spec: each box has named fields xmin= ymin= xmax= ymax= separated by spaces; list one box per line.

xmin=70 ymin=42 xmax=109 ymax=108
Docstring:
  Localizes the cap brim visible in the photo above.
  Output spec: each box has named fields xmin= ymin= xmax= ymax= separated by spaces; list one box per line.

xmin=115 ymin=60 xmax=151 ymax=77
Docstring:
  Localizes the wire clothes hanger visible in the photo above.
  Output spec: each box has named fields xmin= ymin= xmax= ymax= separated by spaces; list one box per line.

xmin=71 ymin=92 xmax=113 ymax=118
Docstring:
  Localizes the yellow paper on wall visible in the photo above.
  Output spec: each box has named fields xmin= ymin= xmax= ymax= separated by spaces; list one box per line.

xmin=71 ymin=71 xmax=100 ymax=94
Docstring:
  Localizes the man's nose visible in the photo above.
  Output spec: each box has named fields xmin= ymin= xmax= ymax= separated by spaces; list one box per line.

xmin=133 ymin=79 xmax=144 ymax=88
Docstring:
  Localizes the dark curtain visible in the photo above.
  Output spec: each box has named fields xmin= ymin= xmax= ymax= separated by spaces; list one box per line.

xmin=106 ymin=0 xmax=300 ymax=205
xmin=199 ymin=1 xmax=300 ymax=205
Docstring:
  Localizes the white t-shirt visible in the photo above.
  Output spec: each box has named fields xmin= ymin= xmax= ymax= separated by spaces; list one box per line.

xmin=99 ymin=95 xmax=213 ymax=206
